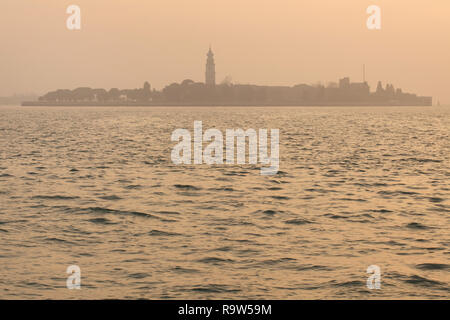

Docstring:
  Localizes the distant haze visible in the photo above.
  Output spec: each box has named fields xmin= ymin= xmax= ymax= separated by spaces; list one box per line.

xmin=2 ymin=0 xmax=449 ymax=103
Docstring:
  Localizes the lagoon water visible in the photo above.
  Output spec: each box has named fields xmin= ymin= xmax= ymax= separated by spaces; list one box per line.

xmin=0 ymin=105 xmax=449 ymax=299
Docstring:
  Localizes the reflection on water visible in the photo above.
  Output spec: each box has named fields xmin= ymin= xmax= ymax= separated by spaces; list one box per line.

xmin=0 ymin=106 xmax=449 ymax=299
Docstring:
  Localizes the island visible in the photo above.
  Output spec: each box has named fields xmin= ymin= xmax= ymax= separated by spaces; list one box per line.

xmin=22 ymin=48 xmax=432 ymax=107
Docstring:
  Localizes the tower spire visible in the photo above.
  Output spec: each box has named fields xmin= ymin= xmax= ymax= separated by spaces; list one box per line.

xmin=205 ymin=45 xmax=216 ymax=86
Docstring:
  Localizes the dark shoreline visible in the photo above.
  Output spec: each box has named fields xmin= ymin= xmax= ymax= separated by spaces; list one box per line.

xmin=21 ymin=101 xmax=433 ymax=107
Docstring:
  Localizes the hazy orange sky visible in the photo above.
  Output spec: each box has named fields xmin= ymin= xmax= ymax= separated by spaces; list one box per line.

xmin=2 ymin=0 xmax=449 ymax=103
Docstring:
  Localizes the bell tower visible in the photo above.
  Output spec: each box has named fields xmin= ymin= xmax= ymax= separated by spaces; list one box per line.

xmin=205 ymin=46 xmax=216 ymax=86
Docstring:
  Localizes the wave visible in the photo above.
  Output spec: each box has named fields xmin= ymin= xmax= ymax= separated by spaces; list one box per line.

xmin=148 ymin=229 xmax=181 ymax=237
xmin=156 ymin=211 xmax=181 ymax=215
xmin=404 ymin=275 xmax=446 ymax=288
xmin=61 ymin=206 xmax=177 ymax=222
xmin=124 ymin=184 xmax=143 ymax=189
xmin=270 ymin=195 xmax=290 ymax=200
xmin=197 ymin=257 xmax=235 ymax=264
xmin=32 ymin=195 xmax=79 ymax=200
xmin=174 ymin=184 xmax=202 ymax=191
xmin=406 ymin=222 xmax=431 ymax=230
xmin=188 ymin=284 xmax=241 ymax=293
xmin=416 ymin=263 xmax=450 ymax=271
xmin=254 ymin=209 xmax=289 ymax=216
xmin=43 ymin=237 xmax=75 ymax=244
xmin=285 ymin=218 xmax=312 ymax=225
xmin=99 ymin=195 xmax=122 ymax=200
xmin=88 ymin=217 xmax=116 ymax=225
xmin=209 ymin=187 xmax=235 ymax=192
xmin=399 ymin=158 xmax=443 ymax=163
xmin=171 ymin=266 xmax=200 ymax=274
xmin=0 ymin=173 xmax=13 ymax=178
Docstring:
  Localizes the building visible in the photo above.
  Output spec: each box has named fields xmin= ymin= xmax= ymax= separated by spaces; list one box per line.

xmin=205 ymin=46 xmax=216 ymax=86
xmin=28 ymin=50 xmax=433 ymax=106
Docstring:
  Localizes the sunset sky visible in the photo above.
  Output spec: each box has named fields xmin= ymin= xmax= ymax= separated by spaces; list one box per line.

xmin=2 ymin=0 xmax=449 ymax=103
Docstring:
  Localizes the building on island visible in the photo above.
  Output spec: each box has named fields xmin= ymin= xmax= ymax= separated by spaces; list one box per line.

xmin=25 ymin=47 xmax=432 ymax=106
xmin=205 ymin=46 xmax=216 ymax=87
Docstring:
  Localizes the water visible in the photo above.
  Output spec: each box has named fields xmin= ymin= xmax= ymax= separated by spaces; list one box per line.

xmin=0 ymin=105 xmax=449 ymax=299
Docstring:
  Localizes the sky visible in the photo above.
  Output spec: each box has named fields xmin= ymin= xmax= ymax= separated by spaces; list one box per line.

xmin=1 ymin=0 xmax=449 ymax=103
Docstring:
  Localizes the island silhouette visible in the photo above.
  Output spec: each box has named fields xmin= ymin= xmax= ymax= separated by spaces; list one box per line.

xmin=23 ymin=48 xmax=432 ymax=107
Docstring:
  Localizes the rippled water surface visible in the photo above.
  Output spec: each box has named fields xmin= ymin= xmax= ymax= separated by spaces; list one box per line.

xmin=0 ymin=106 xmax=449 ymax=299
